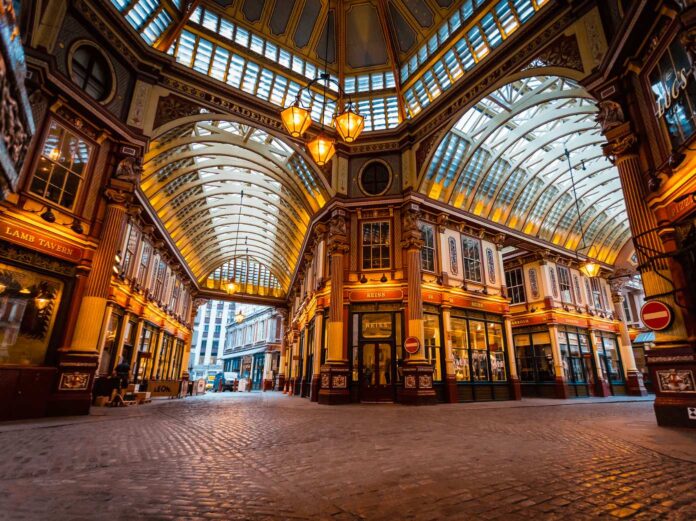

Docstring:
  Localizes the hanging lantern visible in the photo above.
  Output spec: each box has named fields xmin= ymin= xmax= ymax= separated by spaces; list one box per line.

xmin=280 ymin=102 xmax=312 ymax=138
xmin=307 ymin=134 xmax=336 ymax=166
xmin=225 ymin=280 xmax=239 ymax=295
xmin=334 ymin=106 xmax=365 ymax=143
xmin=579 ymin=259 xmax=600 ymax=278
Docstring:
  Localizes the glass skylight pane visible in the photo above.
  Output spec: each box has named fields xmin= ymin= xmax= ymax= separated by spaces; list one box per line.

xmin=111 ymin=0 xmax=129 ymax=11
xmin=513 ymin=0 xmax=535 ymax=22
xmin=481 ymin=13 xmax=502 ymax=48
xmin=190 ymin=6 xmax=203 ymax=24
xmin=385 ymin=72 xmax=395 ymax=89
xmin=344 ymin=76 xmax=356 ymax=93
xmin=141 ymin=10 xmax=171 ymax=44
xmin=291 ymin=55 xmax=304 ymax=75
xmin=256 ymin=68 xmax=274 ymax=100
xmin=175 ymin=31 xmax=196 ymax=67
xmin=126 ymin=0 xmax=158 ymax=30
xmin=202 ymin=10 xmax=218 ymax=31
xmin=264 ymin=42 xmax=278 ymax=61
xmin=210 ymin=47 xmax=229 ymax=81
xmin=270 ymin=75 xmax=287 ymax=106
xmin=357 ymin=75 xmax=370 ymax=92
xmin=250 ymin=34 xmax=264 ymax=55
xmin=234 ymin=26 xmax=249 ymax=47
xmin=496 ymin=0 xmax=519 ymax=36
xmin=227 ymin=54 xmax=245 ymax=88
xmin=193 ymin=38 xmax=213 ymax=73
xmin=220 ymin=19 xmax=234 ymax=40
xmin=371 ymin=73 xmax=384 ymax=90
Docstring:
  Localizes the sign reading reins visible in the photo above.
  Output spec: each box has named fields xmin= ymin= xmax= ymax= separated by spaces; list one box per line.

xmin=640 ymin=301 xmax=673 ymax=331
xmin=404 ymin=336 xmax=420 ymax=355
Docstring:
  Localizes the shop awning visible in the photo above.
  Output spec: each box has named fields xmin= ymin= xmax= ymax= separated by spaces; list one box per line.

xmin=633 ymin=331 xmax=655 ymax=344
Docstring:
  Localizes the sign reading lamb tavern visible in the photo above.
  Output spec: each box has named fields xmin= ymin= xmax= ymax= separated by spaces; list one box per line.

xmin=0 ymin=218 xmax=84 ymax=262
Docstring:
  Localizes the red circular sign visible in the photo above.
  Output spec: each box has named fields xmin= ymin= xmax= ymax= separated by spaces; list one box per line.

xmin=404 ymin=336 xmax=421 ymax=354
xmin=640 ymin=301 xmax=673 ymax=331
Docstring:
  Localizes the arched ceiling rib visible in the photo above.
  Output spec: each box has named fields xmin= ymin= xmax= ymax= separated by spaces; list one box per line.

xmin=419 ymin=76 xmax=631 ymax=265
xmin=142 ymin=117 xmax=332 ymax=297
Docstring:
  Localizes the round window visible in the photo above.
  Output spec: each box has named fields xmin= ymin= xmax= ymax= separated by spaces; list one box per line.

xmin=359 ymin=162 xmax=391 ymax=196
xmin=70 ymin=45 xmax=113 ymax=102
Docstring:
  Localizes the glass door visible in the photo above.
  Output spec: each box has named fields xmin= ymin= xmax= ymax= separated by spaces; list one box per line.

xmin=359 ymin=342 xmax=394 ymax=402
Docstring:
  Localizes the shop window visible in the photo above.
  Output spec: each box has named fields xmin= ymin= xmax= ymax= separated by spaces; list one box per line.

xmin=359 ymin=161 xmax=391 ymax=196
xmin=596 ymin=332 xmax=624 ymax=384
xmin=424 ymin=314 xmax=442 ymax=381
xmin=505 ymin=267 xmax=525 ymax=304
xmin=420 ymin=223 xmax=435 ymax=272
xmin=70 ymin=44 xmax=114 ymax=102
xmin=30 ymin=120 xmax=92 ymax=210
xmin=0 ymin=263 xmax=65 ymax=366
xmin=361 ymin=221 xmax=390 ymax=270
xmin=99 ymin=311 xmax=123 ymax=375
xmin=649 ymin=38 xmax=696 ymax=148
xmin=487 ymin=322 xmax=506 ymax=381
xmin=461 ymin=235 xmax=482 ymax=282
xmin=556 ymin=266 xmax=572 ymax=303
xmin=514 ymin=330 xmax=554 ymax=383
xmin=451 ymin=317 xmax=470 ymax=381
xmin=469 ymin=320 xmax=489 ymax=381
xmin=557 ymin=327 xmax=592 ymax=384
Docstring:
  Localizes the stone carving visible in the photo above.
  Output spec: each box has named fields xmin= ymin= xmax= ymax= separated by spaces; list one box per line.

xmin=656 ymin=369 xmax=696 ymax=393
xmin=415 ymin=130 xmax=443 ymax=175
xmin=404 ymin=375 xmax=416 ymax=389
xmin=486 ymin=248 xmax=496 ymax=284
xmin=595 ymin=100 xmax=625 ymax=132
xmin=114 ymin=156 xmax=142 ymax=183
xmin=321 ymin=373 xmax=330 ymax=389
xmin=529 ymin=268 xmax=540 ymax=299
xmin=603 ymin=134 xmax=638 ymax=163
xmin=327 ymin=211 xmax=349 ymax=255
xmin=418 ymin=374 xmax=432 ymax=389
xmin=401 ymin=207 xmax=425 ymax=250
xmin=127 ymin=80 xmax=152 ymax=128
xmin=332 ymin=375 xmax=347 ymax=389
xmin=153 ymin=93 xmax=202 ymax=129
xmin=523 ymin=34 xmax=583 ymax=72
xmin=58 ymin=372 xmax=90 ymax=391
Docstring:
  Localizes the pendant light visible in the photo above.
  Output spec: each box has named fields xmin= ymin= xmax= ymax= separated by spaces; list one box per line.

xmin=564 ymin=149 xmax=600 ymax=278
xmin=279 ymin=0 xmax=364 ymax=164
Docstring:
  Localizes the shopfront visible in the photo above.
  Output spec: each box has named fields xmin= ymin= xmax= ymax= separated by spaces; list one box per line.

xmin=448 ymin=309 xmax=510 ymax=402
xmin=594 ymin=330 xmax=626 ymax=396
xmin=513 ymin=326 xmax=556 ymax=397
xmin=557 ymin=326 xmax=594 ymax=397
xmin=0 ymin=221 xmax=86 ymax=420
xmin=349 ymin=303 xmax=403 ymax=403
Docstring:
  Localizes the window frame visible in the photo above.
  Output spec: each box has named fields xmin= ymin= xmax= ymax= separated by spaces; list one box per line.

xmin=460 ymin=234 xmax=483 ymax=283
xmin=28 ymin=117 xmax=94 ymax=212
xmin=505 ymin=266 xmax=526 ymax=304
xmin=556 ymin=265 xmax=573 ymax=304
xmin=360 ymin=219 xmax=392 ymax=271
xmin=67 ymin=41 xmax=117 ymax=104
xmin=419 ymin=222 xmax=436 ymax=273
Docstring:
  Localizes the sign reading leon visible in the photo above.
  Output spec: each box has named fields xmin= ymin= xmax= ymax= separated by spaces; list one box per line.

xmin=640 ymin=301 xmax=673 ymax=331
xmin=404 ymin=336 xmax=420 ymax=355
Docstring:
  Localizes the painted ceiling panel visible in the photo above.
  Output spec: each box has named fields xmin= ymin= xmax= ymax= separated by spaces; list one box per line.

xmin=402 ymin=0 xmax=434 ymax=27
xmin=269 ymin=0 xmax=296 ymax=35
xmin=388 ymin=1 xmax=418 ymax=54
xmin=315 ymin=10 xmax=336 ymax=64
xmin=242 ymin=0 xmax=265 ymax=22
xmin=293 ymin=0 xmax=322 ymax=48
xmin=346 ymin=3 xmax=389 ymax=68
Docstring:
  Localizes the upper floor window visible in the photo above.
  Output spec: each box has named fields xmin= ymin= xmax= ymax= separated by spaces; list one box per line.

xmin=556 ymin=266 xmax=573 ymax=303
xmin=70 ymin=44 xmax=114 ymax=102
xmin=461 ymin=235 xmax=482 ymax=282
xmin=590 ymin=278 xmax=604 ymax=310
xmin=505 ymin=267 xmax=526 ymax=304
xmin=362 ymin=221 xmax=390 ymax=270
xmin=121 ymin=224 xmax=139 ymax=277
xmin=30 ymin=121 xmax=92 ymax=210
xmin=137 ymin=242 xmax=152 ymax=285
xmin=649 ymin=38 xmax=696 ymax=148
xmin=153 ymin=259 xmax=166 ymax=299
xmin=359 ymin=162 xmax=391 ymax=196
xmin=420 ymin=223 xmax=435 ymax=272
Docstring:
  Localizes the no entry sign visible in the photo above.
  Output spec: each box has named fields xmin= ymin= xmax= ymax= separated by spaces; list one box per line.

xmin=640 ymin=301 xmax=673 ymax=331
xmin=404 ymin=336 xmax=421 ymax=354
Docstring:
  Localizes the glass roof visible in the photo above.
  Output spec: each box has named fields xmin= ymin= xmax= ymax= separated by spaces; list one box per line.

xmin=420 ymin=76 xmax=631 ymax=265
xmin=142 ymin=118 xmax=331 ymax=297
xmin=110 ymin=0 xmax=551 ymax=128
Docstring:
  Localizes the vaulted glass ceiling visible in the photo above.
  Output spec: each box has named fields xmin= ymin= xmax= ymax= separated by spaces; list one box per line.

xmin=420 ymin=76 xmax=631 ymax=265
xmin=142 ymin=118 xmax=331 ymax=297
xmin=110 ymin=0 xmax=550 ymax=129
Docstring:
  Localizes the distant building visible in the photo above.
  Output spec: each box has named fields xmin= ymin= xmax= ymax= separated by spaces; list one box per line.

xmin=189 ymin=301 xmax=236 ymax=385
xmin=222 ymin=304 xmax=282 ymax=391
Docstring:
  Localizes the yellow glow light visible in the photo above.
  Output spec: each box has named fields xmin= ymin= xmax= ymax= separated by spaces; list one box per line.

xmin=280 ymin=103 xmax=312 ymax=138
xmin=307 ymin=134 xmax=336 ymax=166
xmin=579 ymin=260 xmax=600 ymax=278
xmin=334 ymin=108 xmax=364 ymax=143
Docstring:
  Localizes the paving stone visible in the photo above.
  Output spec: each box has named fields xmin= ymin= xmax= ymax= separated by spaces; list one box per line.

xmin=0 ymin=394 xmax=694 ymax=520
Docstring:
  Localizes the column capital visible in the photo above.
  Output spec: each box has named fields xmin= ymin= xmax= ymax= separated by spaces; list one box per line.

xmin=602 ymin=132 xmax=638 ymax=164
xmin=401 ymin=205 xmax=424 ymax=250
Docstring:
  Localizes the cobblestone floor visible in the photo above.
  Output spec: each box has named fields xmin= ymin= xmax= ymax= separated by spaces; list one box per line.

xmin=0 ymin=393 xmax=695 ymax=521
